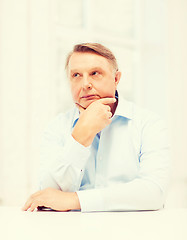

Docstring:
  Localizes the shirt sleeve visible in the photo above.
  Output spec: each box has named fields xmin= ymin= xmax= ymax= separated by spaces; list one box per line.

xmin=39 ymin=115 xmax=91 ymax=192
xmin=77 ymin=115 xmax=170 ymax=212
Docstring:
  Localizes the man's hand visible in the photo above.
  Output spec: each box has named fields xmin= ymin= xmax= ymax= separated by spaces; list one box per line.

xmin=72 ymin=97 xmax=116 ymax=147
xmin=22 ymin=188 xmax=81 ymax=212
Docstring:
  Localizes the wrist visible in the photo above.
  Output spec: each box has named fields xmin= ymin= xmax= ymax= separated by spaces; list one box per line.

xmin=70 ymin=192 xmax=81 ymax=210
xmin=72 ymin=123 xmax=95 ymax=147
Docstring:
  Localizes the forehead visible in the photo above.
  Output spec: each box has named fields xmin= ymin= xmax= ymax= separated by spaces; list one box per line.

xmin=68 ymin=52 xmax=113 ymax=71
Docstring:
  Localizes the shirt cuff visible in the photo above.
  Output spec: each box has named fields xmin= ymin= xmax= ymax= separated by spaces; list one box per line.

xmin=76 ymin=188 xmax=106 ymax=212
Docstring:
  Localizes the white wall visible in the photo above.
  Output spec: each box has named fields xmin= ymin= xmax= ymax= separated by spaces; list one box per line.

xmin=0 ymin=0 xmax=30 ymax=205
xmin=0 ymin=0 xmax=186 ymax=207
xmin=0 ymin=0 xmax=57 ymax=205
xmin=165 ymin=0 xmax=187 ymax=207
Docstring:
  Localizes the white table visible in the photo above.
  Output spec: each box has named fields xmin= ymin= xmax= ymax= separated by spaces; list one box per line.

xmin=0 ymin=207 xmax=186 ymax=240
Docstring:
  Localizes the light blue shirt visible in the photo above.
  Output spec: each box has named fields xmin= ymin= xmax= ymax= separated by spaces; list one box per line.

xmin=39 ymin=92 xmax=170 ymax=212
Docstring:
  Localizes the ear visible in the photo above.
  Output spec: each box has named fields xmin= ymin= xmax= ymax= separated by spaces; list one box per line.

xmin=114 ymin=71 xmax=121 ymax=88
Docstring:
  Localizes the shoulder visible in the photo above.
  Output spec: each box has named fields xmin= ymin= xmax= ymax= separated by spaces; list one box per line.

xmin=117 ymin=93 xmax=161 ymax=124
xmin=131 ymin=102 xmax=168 ymax=141
xmin=120 ymin=98 xmax=167 ymax=138
xmin=43 ymin=107 xmax=77 ymax=135
xmin=117 ymin=92 xmax=166 ymax=126
xmin=132 ymin=103 xmax=161 ymax=124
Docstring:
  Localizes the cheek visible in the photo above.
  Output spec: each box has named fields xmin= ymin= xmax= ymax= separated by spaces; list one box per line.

xmin=70 ymin=83 xmax=80 ymax=102
xmin=97 ymin=80 xmax=116 ymax=97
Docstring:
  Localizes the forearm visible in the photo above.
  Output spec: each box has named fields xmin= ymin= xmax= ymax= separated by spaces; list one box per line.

xmin=77 ymin=178 xmax=167 ymax=212
xmin=72 ymin=123 xmax=95 ymax=147
xmin=40 ymin=135 xmax=91 ymax=192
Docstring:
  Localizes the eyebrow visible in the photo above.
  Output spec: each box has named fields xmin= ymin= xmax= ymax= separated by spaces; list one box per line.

xmin=70 ymin=67 xmax=105 ymax=74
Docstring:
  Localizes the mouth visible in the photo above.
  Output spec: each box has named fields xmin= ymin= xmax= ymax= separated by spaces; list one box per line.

xmin=81 ymin=94 xmax=100 ymax=100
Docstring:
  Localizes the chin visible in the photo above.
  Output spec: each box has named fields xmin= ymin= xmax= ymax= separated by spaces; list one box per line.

xmin=81 ymin=99 xmax=96 ymax=109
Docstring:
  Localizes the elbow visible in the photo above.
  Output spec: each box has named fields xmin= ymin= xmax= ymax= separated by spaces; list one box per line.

xmin=149 ymin=195 xmax=165 ymax=211
xmin=143 ymin=185 xmax=166 ymax=211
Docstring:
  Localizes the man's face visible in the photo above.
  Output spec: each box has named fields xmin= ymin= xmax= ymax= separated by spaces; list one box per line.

xmin=68 ymin=52 xmax=121 ymax=109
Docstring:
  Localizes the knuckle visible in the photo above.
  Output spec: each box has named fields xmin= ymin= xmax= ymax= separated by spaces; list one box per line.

xmin=106 ymin=106 xmax=110 ymax=111
xmin=30 ymin=195 xmax=34 ymax=201
xmin=46 ymin=187 xmax=52 ymax=192
xmin=32 ymin=199 xmax=38 ymax=205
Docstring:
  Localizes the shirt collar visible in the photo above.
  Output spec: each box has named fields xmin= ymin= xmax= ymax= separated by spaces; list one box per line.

xmin=72 ymin=107 xmax=80 ymax=128
xmin=113 ymin=91 xmax=133 ymax=120
xmin=71 ymin=90 xmax=133 ymax=128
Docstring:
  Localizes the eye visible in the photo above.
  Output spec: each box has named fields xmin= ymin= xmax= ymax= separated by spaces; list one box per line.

xmin=91 ymin=71 xmax=99 ymax=76
xmin=73 ymin=73 xmax=80 ymax=78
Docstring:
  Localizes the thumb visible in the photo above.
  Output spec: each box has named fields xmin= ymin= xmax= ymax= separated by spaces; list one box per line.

xmin=98 ymin=97 xmax=116 ymax=105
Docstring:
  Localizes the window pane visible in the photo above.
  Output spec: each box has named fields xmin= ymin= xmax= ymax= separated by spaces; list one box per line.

xmin=92 ymin=0 xmax=135 ymax=38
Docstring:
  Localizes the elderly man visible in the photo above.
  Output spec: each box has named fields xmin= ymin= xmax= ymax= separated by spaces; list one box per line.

xmin=23 ymin=43 xmax=170 ymax=212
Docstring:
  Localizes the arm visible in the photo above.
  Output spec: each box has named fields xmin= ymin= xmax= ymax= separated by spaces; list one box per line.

xmin=22 ymin=98 xmax=116 ymax=211
xmin=77 ymin=116 xmax=170 ymax=212
xmin=39 ymin=115 xmax=91 ymax=192
xmin=22 ymin=114 xmax=88 ymax=212
xmin=22 ymin=188 xmax=81 ymax=212
xmin=39 ymin=97 xmax=116 ymax=192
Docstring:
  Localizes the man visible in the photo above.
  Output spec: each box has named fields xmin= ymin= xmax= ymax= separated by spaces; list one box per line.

xmin=23 ymin=43 xmax=170 ymax=212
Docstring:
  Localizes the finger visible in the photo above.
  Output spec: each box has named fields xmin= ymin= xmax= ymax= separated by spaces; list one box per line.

xmin=108 ymin=111 xmax=112 ymax=118
xmin=75 ymin=103 xmax=86 ymax=113
xmin=98 ymin=97 xmax=116 ymax=105
xmin=22 ymin=190 xmax=42 ymax=211
xmin=22 ymin=198 xmax=33 ymax=211
xmin=106 ymin=105 xmax=111 ymax=112
xmin=30 ymin=202 xmax=39 ymax=212
xmin=106 ymin=111 xmax=112 ymax=120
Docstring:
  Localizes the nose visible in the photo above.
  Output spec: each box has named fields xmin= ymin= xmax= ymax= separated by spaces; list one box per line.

xmin=82 ymin=75 xmax=92 ymax=90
